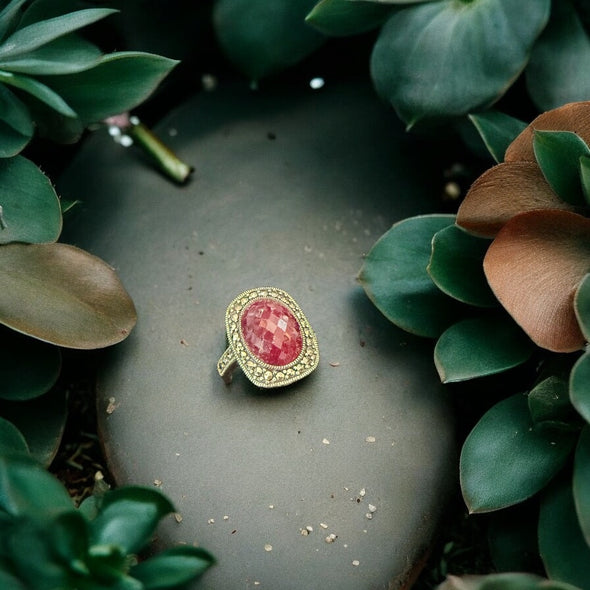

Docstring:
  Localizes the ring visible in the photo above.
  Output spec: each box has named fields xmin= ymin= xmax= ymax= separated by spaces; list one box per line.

xmin=217 ymin=287 xmax=319 ymax=388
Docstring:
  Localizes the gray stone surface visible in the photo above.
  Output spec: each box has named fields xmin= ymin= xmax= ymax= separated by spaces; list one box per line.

xmin=60 ymin=80 xmax=456 ymax=589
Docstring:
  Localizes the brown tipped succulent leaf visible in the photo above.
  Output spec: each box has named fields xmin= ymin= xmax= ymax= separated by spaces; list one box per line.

xmin=456 ymin=162 xmax=572 ymax=238
xmin=483 ymin=210 xmax=590 ymax=352
xmin=506 ymin=101 xmax=590 ymax=162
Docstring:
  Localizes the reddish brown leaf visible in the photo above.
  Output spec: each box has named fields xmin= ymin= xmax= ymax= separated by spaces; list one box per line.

xmin=483 ymin=210 xmax=590 ymax=352
xmin=457 ymin=162 xmax=572 ymax=238
xmin=506 ymin=102 xmax=590 ymax=162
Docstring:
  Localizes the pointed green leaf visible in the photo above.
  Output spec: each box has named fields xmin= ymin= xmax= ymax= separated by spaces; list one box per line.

xmin=434 ymin=315 xmax=534 ymax=383
xmin=0 ymin=417 xmax=28 ymax=455
xmin=0 ymin=242 xmax=136 ymax=349
xmin=460 ymin=393 xmax=577 ymax=513
xmin=0 ymin=9 xmax=117 ymax=60
xmin=0 ymin=85 xmax=32 ymax=157
xmin=1 ymin=385 xmax=67 ymax=467
xmin=526 ymin=1 xmax=590 ymax=112
xmin=306 ymin=0 xmax=392 ymax=37
xmin=371 ymin=0 xmax=550 ymax=127
xmin=0 ymin=329 xmax=61 ymax=401
xmin=42 ymin=51 xmax=178 ymax=125
xmin=0 ymin=454 xmax=73 ymax=520
xmin=533 ymin=130 xmax=590 ymax=206
xmin=358 ymin=214 xmax=463 ymax=338
xmin=575 ymin=273 xmax=590 ymax=341
xmin=428 ymin=224 xmax=496 ymax=307
xmin=0 ymin=70 xmax=76 ymax=117
xmin=469 ymin=110 xmax=527 ymax=164
xmin=50 ymin=510 xmax=89 ymax=573
xmin=0 ymin=155 xmax=62 ymax=244
xmin=574 ymin=426 xmax=590 ymax=546
xmin=0 ymin=0 xmax=29 ymax=41
xmin=539 ymin=479 xmax=590 ymax=589
xmin=528 ymin=374 xmax=578 ymax=428
xmin=213 ymin=0 xmax=325 ymax=81
xmin=90 ymin=486 xmax=174 ymax=554
xmin=131 ymin=546 xmax=215 ymax=589
xmin=571 ymin=352 xmax=590 ymax=424
xmin=0 ymin=35 xmax=102 ymax=75
xmin=0 ymin=568 xmax=27 ymax=590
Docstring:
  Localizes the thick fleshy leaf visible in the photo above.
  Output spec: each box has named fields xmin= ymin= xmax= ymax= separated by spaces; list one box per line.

xmin=0 ymin=242 xmax=136 ymax=349
xmin=0 ymin=35 xmax=102 ymax=75
xmin=0 ymin=454 xmax=73 ymax=520
xmin=528 ymin=375 xmax=577 ymax=429
xmin=41 ymin=51 xmax=178 ymax=124
xmin=483 ymin=210 xmax=590 ymax=352
xmin=434 ymin=315 xmax=534 ymax=383
xmin=533 ymin=130 xmax=590 ymax=206
xmin=306 ymin=0 xmax=392 ymax=36
xmin=1 ymin=385 xmax=68 ymax=467
xmin=50 ymin=510 xmax=89 ymax=571
xmin=428 ymin=225 xmax=496 ymax=307
xmin=574 ymin=273 xmax=590 ymax=340
xmin=0 ymin=0 xmax=29 ymax=41
xmin=89 ymin=486 xmax=174 ymax=554
xmin=213 ymin=0 xmax=325 ymax=81
xmin=0 ymin=417 xmax=28 ymax=455
xmin=358 ymin=214 xmax=462 ymax=338
xmin=468 ymin=110 xmax=527 ymax=164
xmin=0 ymin=70 xmax=76 ymax=117
xmin=526 ymin=1 xmax=590 ymax=112
xmin=460 ymin=393 xmax=577 ymax=513
xmin=571 ymin=352 xmax=590 ymax=424
xmin=0 ymin=155 xmax=62 ymax=244
xmin=581 ymin=155 xmax=590 ymax=205
xmin=370 ymin=0 xmax=550 ymax=127
xmin=539 ymin=479 xmax=590 ymax=589
xmin=0 ymin=329 xmax=60 ymax=401
xmin=0 ymin=9 xmax=117 ymax=60
xmin=506 ymin=102 xmax=590 ymax=163
xmin=456 ymin=161 xmax=571 ymax=238
xmin=0 ymin=85 xmax=33 ymax=157
xmin=438 ymin=573 xmax=580 ymax=590
xmin=131 ymin=546 xmax=215 ymax=589
xmin=574 ymin=426 xmax=590 ymax=546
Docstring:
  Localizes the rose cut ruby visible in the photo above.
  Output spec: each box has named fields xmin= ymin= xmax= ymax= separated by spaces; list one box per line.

xmin=241 ymin=299 xmax=303 ymax=366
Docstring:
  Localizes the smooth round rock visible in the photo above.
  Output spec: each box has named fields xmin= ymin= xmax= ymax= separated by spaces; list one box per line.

xmin=60 ymin=80 xmax=456 ymax=589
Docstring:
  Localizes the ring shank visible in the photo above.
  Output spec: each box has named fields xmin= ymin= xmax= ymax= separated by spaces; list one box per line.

xmin=217 ymin=347 xmax=237 ymax=385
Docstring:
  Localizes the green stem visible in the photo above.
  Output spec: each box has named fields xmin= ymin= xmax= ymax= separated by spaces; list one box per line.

xmin=127 ymin=119 xmax=193 ymax=184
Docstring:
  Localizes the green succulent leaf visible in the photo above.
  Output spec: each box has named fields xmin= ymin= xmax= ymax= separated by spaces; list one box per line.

xmin=0 ymin=34 xmax=102 ymax=75
xmin=0 ymin=242 xmax=136 ymax=349
xmin=213 ymin=0 xmax=326 ymax=81
xmin=358 ymin=214 xmax=462 ymax=338
xmin=0 ymin=0 xmax=29 ymax=41
xmin=306 ymin=0 xmax=393 ymax=37
xmin=428 ymin=225 xmax=496 ymax=307
xmin=0 ymin=568 xmax=27 ymax=590
xmin=0 ymin=453 xmax=73 ymax=521
xmin=370 ymin=0 xmax=550 ymax=127
xmin=0 ymin=155 xmax=62 ymax=244
xmin=539 ymin=479 xmax=590 ymax=589
xmin=0 ymin=85 xmax=33 ymax=157
xmin=89 ymin=487 xmax=174 ymax=555
xmin=0 ymin=329 xmax=61 ymax=401
xmin=460 ymin=393 xmax=577 ymax=513
xmin=50 ymin=510 xmax=90 ymax=574
xmin=526 ymin=0 xmax=590 ymax=112
xmin=575 ymin=273 xmax=590 ymax=341
xmin=0 ymin=70 xmax=75 ymax=117
xmin=533 ymin=130 xmax=590 ymax=206
xmin=434 ymin=315 xmax=534 ymax=383
xmin=0 ymin=9 xmax=117 ymax=60
xmin=41 ymin=51 xmax=178 ymax=125
xmin=437 ymin=572 xmax=582 ymax=590
xmin=571 ymin=352 xmax=590 ymax=424
xmin=468 ymin=110 xmax=527 ymax=164
xmin=0 ymin=417 xmax=28 ymax=455
xmin=574 ymin=425 xmax=590 ymax=546
xmin=580 ymin=156 xmax=590 ymax=206
xmin=0 ymin=385 xmax=67 ymax=467
xmin=131 ymin=546 xmax=216 ymax=589
xmin=528 ymin=374 xmax=578 ymax=429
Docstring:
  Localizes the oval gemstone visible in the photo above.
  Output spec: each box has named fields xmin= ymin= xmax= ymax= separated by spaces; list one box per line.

xmin=241 ymin=299 xmax=303 ymax=366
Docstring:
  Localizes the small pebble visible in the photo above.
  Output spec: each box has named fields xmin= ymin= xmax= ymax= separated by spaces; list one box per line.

xmin=352 ymin=560 xmax=360 ymax=567
xmin=365 ymin=513 xmax=373 ymax=520
xmin=319 ymin=523 xmax=328 ymax=529
xmin=153 ymin=479 xmax=162 ymax=487
xmin=365 ymin=436 xmax=376 ymax=443
xmin=322 ymin=438 xmax=330 ymax=445
xmin=174 ymin=513 xmax=183 ymax=523
xmin=325 ymin=533 xmax=337 ymax=544
xmin=264 ymin=544 xmax=273 ymax=552
xmin=207 ymin=518 xmax=215 ymax=525
xmin=306 ymin=525 xmax=314 ymax=533
xmin=359 ymin=488 xmax=366 ymax=498
xmin=368 ymin=504 xmax=377 ymax=513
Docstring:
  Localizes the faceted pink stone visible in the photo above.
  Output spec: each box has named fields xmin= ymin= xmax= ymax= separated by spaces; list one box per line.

xmin=241 ymin=299 xmax=303 ymax=366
